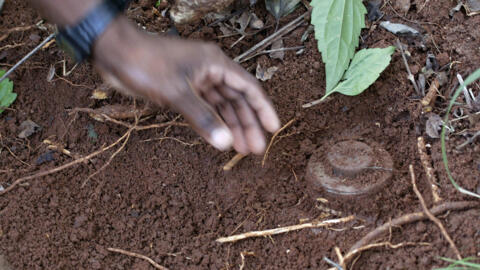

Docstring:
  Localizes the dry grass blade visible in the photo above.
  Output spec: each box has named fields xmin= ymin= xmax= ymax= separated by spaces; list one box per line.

xmin=107 ymin=248 xmax=169 ymax=270
xmin=409 ymin=165 xmax=462 ymax=260
xmin=216 ymin=215 xmax=354 ymax=243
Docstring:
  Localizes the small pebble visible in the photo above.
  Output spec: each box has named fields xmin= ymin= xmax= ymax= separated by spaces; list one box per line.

xmin=313 ymin=61 xmax=321 ymax=69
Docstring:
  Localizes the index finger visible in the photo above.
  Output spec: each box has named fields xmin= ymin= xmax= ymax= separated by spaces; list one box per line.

xmin=210 ymin=63 xmax=281 ymax=133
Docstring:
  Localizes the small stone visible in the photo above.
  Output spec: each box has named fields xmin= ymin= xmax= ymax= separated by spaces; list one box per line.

xmin=18 ymin=120 xmax=41 ymax=139
xmin=313 ymin=61 xmax=321 ymax=69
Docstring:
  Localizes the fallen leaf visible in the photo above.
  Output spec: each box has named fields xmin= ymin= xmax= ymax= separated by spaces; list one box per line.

xmin=18 ymin=120 xmax=41 ymax=139
xmin=426 ymin=113 xmax=443 ymax=138
xmin=256 ymin=64 xmax=278 ymax=81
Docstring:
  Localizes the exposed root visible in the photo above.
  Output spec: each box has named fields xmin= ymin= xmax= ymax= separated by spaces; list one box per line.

xmin=71 ymin=105 xmax=155 ymax=122
xmin=409 ymin=165 xmax=462 ymax=260
xmin=0 ymin=25 xmax=35 ymax=43
xmin=81 ymin=128 xmax=133 ymax=187
xmin=417 ymin=137 xmax=442 ymax=203
xmin=340 ymin=241 xmax=430 ymax=269
xmin=238 ymin=251 xmax=255 ymax=270
xmin=262 ymin=118 xmax=296 ymax=167
xmin=223 ymin=153 xmax=247 ymax=171
xmin=216 ymin=215 xmax=354 ymax=243
xmin=107 ymin=247 xmax=169 ymax=270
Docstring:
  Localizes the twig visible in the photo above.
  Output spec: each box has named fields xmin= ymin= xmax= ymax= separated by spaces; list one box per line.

xmin=348 ymin=201 xmax=479 ymax=251
xmin=0 ymin=33 xmax=56 ymax=83
xmin=240 ymin=46 xmax=306 ymax=63
xmin=0 ymin=43 xmax=26 ymax=51
xmin=233 ymin=11 xmax=309 ymax=63
xmin=397 ymin=39 xmax=420 ymax=95
xmin=262 ymin=118 xmax=296 ymax=167
xmin=0 ymin=25 xmax=35 ymax=43
xmin=223 ymin=153 xmax=247 ymax=171
xmin=0 ymin=128 xmax=132 ymax=195
xmin=107 ymin=248 xmax=169 ymax=270
xmin=456 ymin=130 xmax=480 ymax=150
xmin=216 ymin=215 xmax=355 ymax=243
xmin=417 ymin=137 xmax=441 ymax=203
xmin=409 ymin=165 xmax=462 ymax=260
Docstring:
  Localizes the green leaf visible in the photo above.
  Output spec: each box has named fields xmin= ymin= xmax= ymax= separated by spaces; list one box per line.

xmin=0 ymin=70 xmax=17 ymax=114
xmin=265 ymin=0 xmax=301 ymax=20
xmin=322 ymin=46 xmax=395 ymax=99
xmin=311 ymin=0 xmax=366 ymax=91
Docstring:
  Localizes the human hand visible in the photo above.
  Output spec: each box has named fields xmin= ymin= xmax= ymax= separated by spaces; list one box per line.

xmin=93 ymin=17 xmax=280 ymax=154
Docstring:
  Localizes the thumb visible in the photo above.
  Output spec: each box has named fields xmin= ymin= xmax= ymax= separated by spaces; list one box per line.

xmin=173 ymin=83 xmax=233 ymax=151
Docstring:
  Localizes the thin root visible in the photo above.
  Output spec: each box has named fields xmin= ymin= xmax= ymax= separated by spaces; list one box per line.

xmin=223 ymin=153 xmax=247 ymax=171
xmin=107 ymin=247 xmax=169 ymax=270
xmin=409 ymin=165 xmax=462 ymax=260
xmin=417 ymin=137 xmax=441 ymax=203
xmin=262 ymin=118 xmax=296 ymax=167
xmin=216 ymin=215 xmax=354 ymax=243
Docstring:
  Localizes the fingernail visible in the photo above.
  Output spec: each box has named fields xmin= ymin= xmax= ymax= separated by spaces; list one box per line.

xmin=211 ymin=128 xmax=233 ymax=150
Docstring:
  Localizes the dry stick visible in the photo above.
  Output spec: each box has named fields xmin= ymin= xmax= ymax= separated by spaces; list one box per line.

xmin=397 ymin=39 xmax=420 ymax=96
xmin=238 ymin=251 xmax=255 ymax=270
xmin=0 ymin=128 xmax=132 ymax=195
xmin=409 ymin=165 xmax=462 ymax=260
xmin=233 ymin=11 xmax=310 ymax=63
xmin=417 ymin=137 xmax=442 ymax=203
xmin=348 ymin=201 xmax=479 ymax=251
xmin=262 ymin=118 xmax=296 ymax=167
xmin=223 ymin=153 xmax=247 ymax=171
xmin=216 ymin=215 xmax=354 ymax=243
xmin=418 ymin=0 xmax=431 ymax=13
xmin=107 ymin=248 xmax=169 ymax=270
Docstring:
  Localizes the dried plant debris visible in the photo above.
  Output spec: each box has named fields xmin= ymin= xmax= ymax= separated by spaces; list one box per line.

xmin=394 ymin=0 xmax=411 ymax=14
xmin=269 ymin=39 xmax=284 ymax=60
xmin=249 ymin=13 xmax=264 ymax=29
xmin=380 ymin=21 xmax=419 ymax=36
xmin=18 ymin=120 xmax=41 ymax=139
xmin=425 ymin=113 xmax=444 ymax=139
xmin=465 ymin=0 xmax=480 ymax=15
xmin=256 ymin=64 xmax=278 ymax=81
xmin=265 ymin=0 xmax=301 ymax=21
xmin=366 ymin=0 xmax=383 ymax=21
xmin=450 ymin=0 xmax=480 ymax=16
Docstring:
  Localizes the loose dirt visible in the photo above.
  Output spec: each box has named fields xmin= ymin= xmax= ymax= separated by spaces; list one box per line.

xmin=0 ymin=0 xmax=479 ymax=269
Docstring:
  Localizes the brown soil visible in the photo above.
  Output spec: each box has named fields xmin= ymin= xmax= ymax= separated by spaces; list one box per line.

xmin=1 ymin=0 xmax=479 ymax=269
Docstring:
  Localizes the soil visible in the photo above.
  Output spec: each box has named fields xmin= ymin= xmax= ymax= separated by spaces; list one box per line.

xmin=1 ymin=0 xmax=479 ymax=269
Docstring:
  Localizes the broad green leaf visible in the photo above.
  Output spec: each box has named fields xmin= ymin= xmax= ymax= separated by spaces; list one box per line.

xmin=265 ymin=0 xmax=301 ymax=20
xmin=0 ymin=70 xmax=17 ymax=114
xmin=322 ymin=46 xmax=395 ymax=99
xmin=311 ymin=0 xmax=366 ymax=91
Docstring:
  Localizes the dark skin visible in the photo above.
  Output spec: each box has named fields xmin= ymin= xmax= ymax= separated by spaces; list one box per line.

xmin=30 ymin=0 xmax=280 ymax=154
